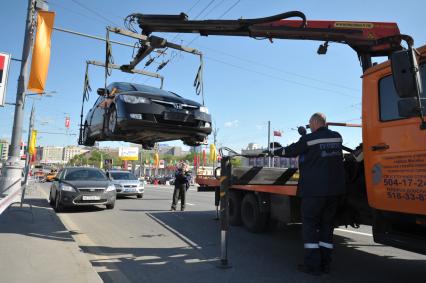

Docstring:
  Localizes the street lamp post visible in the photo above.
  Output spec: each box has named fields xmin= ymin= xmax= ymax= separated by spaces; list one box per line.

xmin=0 ymin=0 xmax=39 ymax=195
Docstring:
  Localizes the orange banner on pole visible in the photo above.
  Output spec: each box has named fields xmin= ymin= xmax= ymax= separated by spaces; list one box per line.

xmin=28 ymin=11 xmax=55 ymax=93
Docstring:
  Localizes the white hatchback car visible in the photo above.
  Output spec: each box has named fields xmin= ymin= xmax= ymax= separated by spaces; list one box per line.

xmin=106 ymin=170 xmax=144 ymax=198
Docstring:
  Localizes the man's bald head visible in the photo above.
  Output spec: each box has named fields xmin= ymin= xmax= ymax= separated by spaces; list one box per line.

xmin=309 ymin=113 xmax=326 ymax=132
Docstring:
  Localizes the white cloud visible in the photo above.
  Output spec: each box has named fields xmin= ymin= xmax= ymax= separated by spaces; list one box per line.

xmin=224 ymin=120 xmax=239 ymax=128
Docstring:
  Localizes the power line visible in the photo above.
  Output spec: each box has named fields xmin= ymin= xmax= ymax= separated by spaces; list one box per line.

xmin=70 ymin=0 xmax=121 ymax=27
xmin=204 ymin=55 xmax=358 ymax=98
xmin=151 ymin=0 xmax=239 ymax=72
xmin=49 ymin=2 xmax=108 ymax=25
xmin=194 ymin=44 xmax=360 ymax=92
xmin=218 ymin=0 xmax=241 ymax=18
xmin=193 ymin=0 xmax=217 ymax=19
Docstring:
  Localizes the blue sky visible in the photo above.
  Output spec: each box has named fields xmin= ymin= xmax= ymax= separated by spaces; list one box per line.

xmin=1 ymin=0 xmax=426 ymax=151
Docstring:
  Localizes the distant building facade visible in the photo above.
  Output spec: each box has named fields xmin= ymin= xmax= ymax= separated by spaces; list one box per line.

xmin=63 ymin=146 xmax=90 ymax=163
xmin=0 ymin=140 xmax=9 ymax=161
xmin=41 ymin=146 xmax=64 ymax=164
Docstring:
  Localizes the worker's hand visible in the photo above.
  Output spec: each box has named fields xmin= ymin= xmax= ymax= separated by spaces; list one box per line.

xmin=260 ymin=149 xmax=273 ymax=157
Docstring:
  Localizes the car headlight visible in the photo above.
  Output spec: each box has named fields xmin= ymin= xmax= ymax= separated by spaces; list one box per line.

xmin=60 ymin=184 xmax=75 ymax=192
xmin=122 ymin=95 xmax=150 ymax=104
xmin=106 ymin=184 xmax=116 ymax=192
xmin=199 ymin=106 xmax=209 ymax=114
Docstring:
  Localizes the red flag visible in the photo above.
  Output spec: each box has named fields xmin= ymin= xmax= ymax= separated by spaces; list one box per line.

xmin=65 ymin=117 xmax=70 ymax=129
xmin=193 ymin=154 xmax=197 ymax=166
xmin=273 ymin=130 xmax=282 ymax=137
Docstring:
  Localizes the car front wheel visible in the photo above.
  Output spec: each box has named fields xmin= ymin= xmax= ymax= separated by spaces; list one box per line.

xmin=106 ymin=202 xmax=115 ymax=209
xmin=107 ymin=107 xmax=118 ymax=135
xmin=49 ymin=190 xmax=54 ymax=205
xmin=54 ymin=193 xmax=63 ymax=212
xmin=83 ymin=123 xmax=95 ymax=146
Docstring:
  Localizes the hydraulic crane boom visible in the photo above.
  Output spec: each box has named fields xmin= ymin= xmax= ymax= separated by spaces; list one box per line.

xmin=127 ymin=11 xmax=413 ymax=71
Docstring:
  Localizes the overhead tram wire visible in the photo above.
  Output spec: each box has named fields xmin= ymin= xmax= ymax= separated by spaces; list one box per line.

xmin=138 ymin=0 xmax=240 ymax=85
xmin=153 ymin=0 xmax=242 ymax=69
xmin=145 ymin=0 xmax=219 ymax=68
xmin=147 ymin=0 xmax=359 ymax=98
xmin=134 ymin=0 xmax=222 ymax=83
xmin=204 ymin=56 xmax=358 ymax=99
xmin=193 ymin=44 xmax=360 ymax=92
xmin=70 ymin=0 xmax=122 ymax=27
xmin=49 ymin=1 xmax=113 ymax=26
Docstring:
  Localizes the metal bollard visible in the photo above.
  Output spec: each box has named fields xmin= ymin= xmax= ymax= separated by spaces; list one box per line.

xmin=217 ymin=156 xmax=232 ymax=269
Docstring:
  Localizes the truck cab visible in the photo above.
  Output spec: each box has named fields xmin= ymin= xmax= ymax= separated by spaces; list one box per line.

xmin=362 ymin=45 xmax=426 ymax=253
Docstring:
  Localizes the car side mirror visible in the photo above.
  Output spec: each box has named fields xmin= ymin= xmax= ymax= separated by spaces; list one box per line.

xmin=97 ymin=88 xmax=107 ymax=96
xmin=391 ymin=48 xmax=423 ymax=98
xmin=398 ymin=98 xmax=426 ymax=118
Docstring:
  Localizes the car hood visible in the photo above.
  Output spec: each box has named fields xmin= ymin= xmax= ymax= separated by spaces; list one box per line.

xmin=62 ymin=180 xmax=110 ymax=188
xmin=119 ymin=91 xmax=201 ymax=107
xmin=112 ymin=180 xmax=141 ymax=185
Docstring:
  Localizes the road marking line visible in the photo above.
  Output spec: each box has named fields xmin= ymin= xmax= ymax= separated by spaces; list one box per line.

xmin=335 ymin=228 xmax=373 ymax=237
xmin=186 ymin=202 xmax=195 ymax=206
xmin=146 ymin=213 xmax=202 ymax=250
xmin=38 ymin=185 xmax=130 ymax=283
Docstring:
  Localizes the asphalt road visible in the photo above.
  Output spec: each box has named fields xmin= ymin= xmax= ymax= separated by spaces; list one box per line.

xmin=40 ymin=183 xmax=426 ymax=283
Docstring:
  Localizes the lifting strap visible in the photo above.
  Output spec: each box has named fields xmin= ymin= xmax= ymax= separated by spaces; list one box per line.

xmin=78 ymin=62 xmax=92 ymax=144
xmin=105 ymin=28 xmax=114 ymax=89
xmin=193 ymin=54 xmax=205 ymax=105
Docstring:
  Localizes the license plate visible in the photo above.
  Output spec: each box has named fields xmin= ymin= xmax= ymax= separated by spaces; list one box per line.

xmin=82 ymin=195 xmax=101 ymax=201
xmin=124 ymin=188 xmax=136 ymax=192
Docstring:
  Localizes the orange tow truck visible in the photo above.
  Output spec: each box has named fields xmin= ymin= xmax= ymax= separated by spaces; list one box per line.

xmin=132 ymin=11 xmax=426 ymax=254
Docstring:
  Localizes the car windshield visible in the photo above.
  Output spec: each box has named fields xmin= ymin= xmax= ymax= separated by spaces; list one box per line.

xmin=110 ymin=172 xmax=138 ymax=180
xmin=64 ymin=169 xmax=107 ymax=181
xmin=113 ymin=82 xmax=137 ymax=92
xmin=125 ymin=83 xmax=181 ymax=98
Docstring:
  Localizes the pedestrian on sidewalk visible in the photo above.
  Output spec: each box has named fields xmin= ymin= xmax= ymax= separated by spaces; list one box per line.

xmin=171 ymin=162 xmax=191 ymax=211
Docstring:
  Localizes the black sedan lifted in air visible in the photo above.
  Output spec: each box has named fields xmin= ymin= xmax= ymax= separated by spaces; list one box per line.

xmin=81 ymin=82 xmax=212 ymax=148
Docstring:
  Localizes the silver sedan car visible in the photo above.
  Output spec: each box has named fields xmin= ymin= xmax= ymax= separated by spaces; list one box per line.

xmin=106 ymin=170 xmax=144 ymax=198
xmin=49 ymin=167 xmax=116 ymax=212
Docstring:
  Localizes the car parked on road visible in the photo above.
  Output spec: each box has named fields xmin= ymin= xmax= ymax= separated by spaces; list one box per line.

xmin=106 ymin=170 xmax=144 ymax=198
xmin=45 ymin=170 xmax=58 ymax=182
xmin=81 ymin=82 xmax=212 ymax=148
xmin=49 ymin=167 xmax=116 ymax=212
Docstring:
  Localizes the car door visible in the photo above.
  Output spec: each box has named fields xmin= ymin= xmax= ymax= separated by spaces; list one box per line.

xmin=363 ymin=62 xmax=426 ymax=216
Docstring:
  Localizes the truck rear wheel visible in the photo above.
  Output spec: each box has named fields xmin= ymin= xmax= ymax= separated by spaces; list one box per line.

xmin=229 ymin=191 xmax=242 ymax=226
xmin=241 ymin=193 xmax=268 ymax=233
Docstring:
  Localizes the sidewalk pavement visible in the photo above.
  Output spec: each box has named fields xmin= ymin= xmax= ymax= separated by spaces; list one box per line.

xmin=0 ymin=183 xmax=102 ymax=283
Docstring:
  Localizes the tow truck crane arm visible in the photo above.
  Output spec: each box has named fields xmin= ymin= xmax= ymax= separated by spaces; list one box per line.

xmin=127 ymin=11 xmax=413 ymax=71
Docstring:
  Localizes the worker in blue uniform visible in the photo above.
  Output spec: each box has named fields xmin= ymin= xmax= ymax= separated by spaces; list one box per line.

xmin=271 ymin=113 xmax=346 ymax=275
